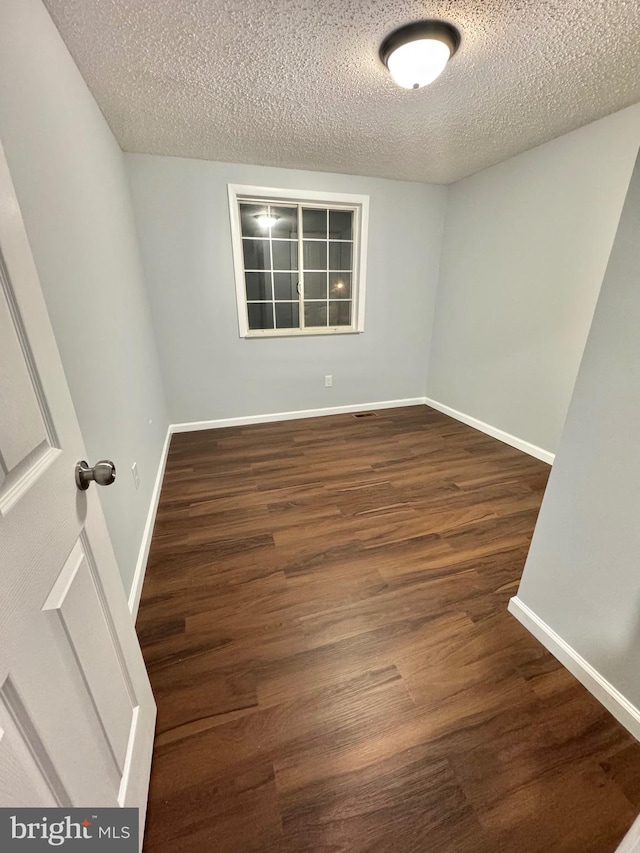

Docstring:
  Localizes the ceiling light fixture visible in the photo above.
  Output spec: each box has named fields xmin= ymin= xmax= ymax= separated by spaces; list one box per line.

xmin=255 ymin=213 xmax=279 ymax=229
xmin=380 ymin=20 xmax=460 ymax=90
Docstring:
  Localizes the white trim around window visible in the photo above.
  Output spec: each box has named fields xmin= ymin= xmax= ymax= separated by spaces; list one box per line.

xmin=228 ymin=184 xmax=369 ymax=338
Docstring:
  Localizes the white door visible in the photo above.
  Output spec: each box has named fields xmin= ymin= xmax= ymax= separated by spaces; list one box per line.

xmin=0 ymin=139 xmax=155 ymax=828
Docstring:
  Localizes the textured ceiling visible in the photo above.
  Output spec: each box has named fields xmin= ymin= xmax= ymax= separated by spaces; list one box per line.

xmin=43 ymin=0 xmax=640 ymax=184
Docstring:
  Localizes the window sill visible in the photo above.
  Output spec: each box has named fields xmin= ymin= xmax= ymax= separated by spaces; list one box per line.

xmin=243 ymin=327 xmax=363 ymax=339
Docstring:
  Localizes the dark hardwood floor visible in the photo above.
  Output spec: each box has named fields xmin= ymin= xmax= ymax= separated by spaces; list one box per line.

xmin=137 ymin=405 xmax=640 ymax=852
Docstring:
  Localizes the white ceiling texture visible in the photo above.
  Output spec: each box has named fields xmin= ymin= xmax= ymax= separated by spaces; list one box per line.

xmin=43 ymin=0 xmax=640 ymax=184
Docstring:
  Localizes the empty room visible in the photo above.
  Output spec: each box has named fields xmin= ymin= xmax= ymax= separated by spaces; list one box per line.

xmin=1 ymin=0 xmax=640 ymax=850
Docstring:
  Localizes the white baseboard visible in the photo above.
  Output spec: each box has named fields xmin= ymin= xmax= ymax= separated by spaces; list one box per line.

xmin=616 ymin=814 xmax=640 ymax=853
xmin=170 ymin=398 xmax=428 ymax=433
xmin=128 ymin=426 xmax=172 ymax=619
xmin=424 ymin=397 xmax=555 ymax=465
xmin=509 ymin=596 xmax=640 ymax=742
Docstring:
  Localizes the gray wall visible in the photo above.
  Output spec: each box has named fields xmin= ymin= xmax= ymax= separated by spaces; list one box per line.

xmin=426 ymin=104 xmax=640 ymax=455
xmin=516 ymin=150 xmax=640 ymax=706
xmin=125 ymin=154 xmax=447 ymax=423
xmin=0 ymin=0 xmax=169 ymax=597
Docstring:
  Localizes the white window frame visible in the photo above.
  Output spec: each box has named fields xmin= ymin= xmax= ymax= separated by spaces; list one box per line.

xmin=228 ymin=184 xmax=369 ymax=338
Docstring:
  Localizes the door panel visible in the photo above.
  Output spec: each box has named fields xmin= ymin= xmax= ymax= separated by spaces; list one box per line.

xmin=43 ymin=538 xmax=136 ymax=773
xmin=0 ymin=262 xmax=59 ymax=511
xmin=0 ymin=273 xmax=52 ymax=469
xmin=0 ymin=679 xmax=65 ymax=807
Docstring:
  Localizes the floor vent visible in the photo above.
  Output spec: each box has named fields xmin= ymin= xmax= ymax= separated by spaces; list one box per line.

xmin=353 ymin=412 xmax=378 ymax=419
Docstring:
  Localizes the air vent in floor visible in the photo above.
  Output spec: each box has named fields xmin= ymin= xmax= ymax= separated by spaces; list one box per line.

xmin=353 ymin=412 xmax=378 ymax=419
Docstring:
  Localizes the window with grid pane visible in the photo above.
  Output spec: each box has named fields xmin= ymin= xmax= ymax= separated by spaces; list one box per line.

xmin=228 ymin=185 xmax=369 ymax=338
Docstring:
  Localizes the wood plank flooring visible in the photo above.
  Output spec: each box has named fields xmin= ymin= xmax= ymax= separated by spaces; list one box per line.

xmin=137 ymin=405 xmax=640 ymax=852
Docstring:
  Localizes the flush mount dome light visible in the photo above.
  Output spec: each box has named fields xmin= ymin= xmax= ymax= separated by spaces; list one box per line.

xmin=380 ymin=20 xmax=460 ymax=90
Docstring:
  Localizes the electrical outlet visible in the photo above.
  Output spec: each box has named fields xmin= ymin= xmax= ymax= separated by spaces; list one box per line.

xmin=325 ymin=375 xmax=333 ymax=387
xmin=132 ymin=462 xmax=140 ymax=490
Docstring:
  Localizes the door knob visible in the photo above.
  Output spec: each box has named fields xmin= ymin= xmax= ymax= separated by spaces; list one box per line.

xmin=75 ymin=460 xmax=116 ymax=491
